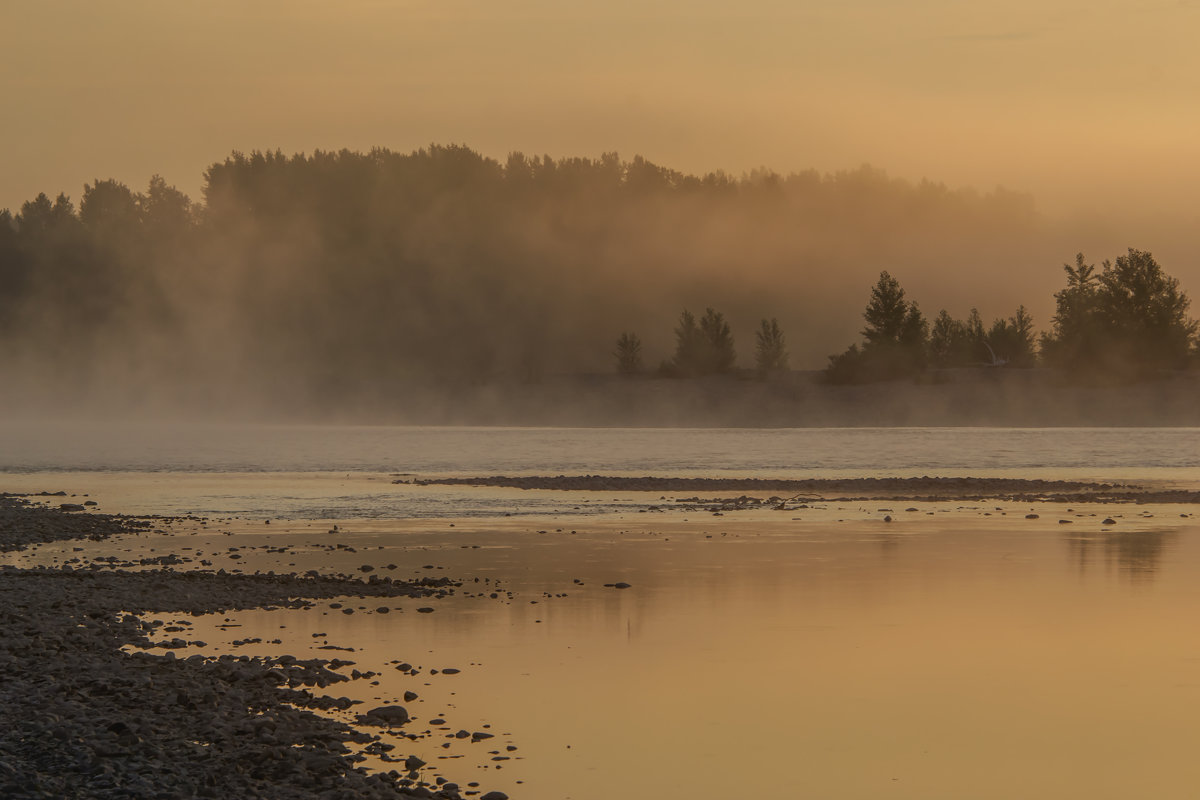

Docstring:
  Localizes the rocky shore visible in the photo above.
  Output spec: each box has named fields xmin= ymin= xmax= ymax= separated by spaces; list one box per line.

xmin=0 ymin=492 xmax=157 ymax=550
xmin=0 ymin=496 xmax=501 ymax=800
xmin=403 ymin=475 xmax=1200 ymax=504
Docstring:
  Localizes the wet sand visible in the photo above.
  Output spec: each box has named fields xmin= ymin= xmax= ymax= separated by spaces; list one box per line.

xmin=4 ymin=488 xmax=1200 ymax=799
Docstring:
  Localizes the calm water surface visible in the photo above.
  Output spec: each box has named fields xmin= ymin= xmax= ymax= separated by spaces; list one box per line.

xmin=6 ymin=423 xmax=1200 ymax=798
xmin=111 ymin=514 xmax=1200 ymax=800
xmin=3 ymin=422 xmax=1200 ymax=477
xmin=2 ymin=423 xmax=1199 ymax=518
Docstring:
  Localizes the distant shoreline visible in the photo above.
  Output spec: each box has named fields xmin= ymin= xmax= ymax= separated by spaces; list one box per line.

xmin=3 ymin=367 xmax=1200 ymax=427
xmin=405 ymin=475 xmax=1200 ymax=504
xmin=367 ymin=368 xmax=1200 ymax=428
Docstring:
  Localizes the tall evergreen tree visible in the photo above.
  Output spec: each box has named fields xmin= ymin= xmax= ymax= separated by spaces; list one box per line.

xmin=1040 ymin=253 xmax=1102 ymax=369
xmin=861 ymin=271 xmax=911 ymax=346
xmin=754 ymin=318 xmax=789 ymax=374
xmin=827 ymin=271 xmax=927 ymax=382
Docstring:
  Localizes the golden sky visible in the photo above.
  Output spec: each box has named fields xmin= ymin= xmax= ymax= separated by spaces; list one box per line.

xmin=4 ymin=0 xmax=1199 ymax=219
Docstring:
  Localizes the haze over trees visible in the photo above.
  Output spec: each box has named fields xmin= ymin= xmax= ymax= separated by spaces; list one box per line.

xmin=614 ymin=333 xmax=643 ymax=375
xmin=928 ymin=307 xmax=1036 ymax=368
xmin=665 ymin=308 xmax=737 ymax=377
xmin=824 ymin=252 xmax=1195 ymax=383
xmin=754 ymin=319 xmax=789 ymax=375
xmin=1040 ymin=250 xmax=1197 ymax=378
xmin=0 ymin=144 xmax=1194 ymax=416
xmin=0 ymin=146 xmax=1044 ymax=407
xmin=826 ymin=272 xmax=929 ymax=383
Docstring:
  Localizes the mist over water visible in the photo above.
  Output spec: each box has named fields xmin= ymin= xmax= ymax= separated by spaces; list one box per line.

xmin=8 ymin=7 xmax=1200 ymax=799
xmin=5 ymin=147 xmax=1196 ymax=425
xmin=5 ymin=423 xmax=1200 ymax=477
xmin=4 ymin=424 xmax=1198 ymax=520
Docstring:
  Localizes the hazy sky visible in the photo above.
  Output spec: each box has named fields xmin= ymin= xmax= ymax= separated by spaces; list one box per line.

xmin=4 ymin=0 xmax=1200 ymax=220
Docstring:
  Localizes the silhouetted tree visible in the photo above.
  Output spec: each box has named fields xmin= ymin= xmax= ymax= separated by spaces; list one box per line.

xmin=824 ymin=343 xmax=865 ymax=384
xmin=17 ymin=193 xmax=78 ymax=238
xmin=929 ymin=310 xmax=973 ymax=367
xmin=0 ymin=144 xmax=1123 ymax=413
xmin=755 ymin=318 xmax=789 ymax=375
xmin=668 ymin=307 xmax=736 ymax=376
xmin=0 ymin=210 xmax=23 ymax=328
xmin=827 ymin=271 xmax=927 ymax=382
xmin=1042 ymin=250 xmax=1195 ymax=376
xmin=140 ymin=175 xmax=195 ymax=237
xmin=614 ymin=332 xmax=643 ymax=374
xmin=931 ymin=306 xmax=1035 ymax=367
xmin=1097 ymin=249 xmax=1195 ymax=371
xmin=80 ymin=179 xmax=140 ymax=233
xmin=1040 ymin=253 xmax=1102 ymax=370
xmin=698 ymin=307 xmax=736 ymax=374
xmin=669 ymin=310 xmax=703 ymax=375
xmin=985 ymin=306 xmax=1036 ymax=366
xmin=964 ymin=308 xmax=986 ymax=357
xmin=862 ymin=272 xmax=912 ymax=344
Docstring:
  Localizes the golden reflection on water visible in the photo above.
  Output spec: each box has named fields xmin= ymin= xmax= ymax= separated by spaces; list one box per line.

xmin=1065 ymin=528 xmax=1178 ymax=583
xmin=128 ymin=511 xmax=1200 ymax=800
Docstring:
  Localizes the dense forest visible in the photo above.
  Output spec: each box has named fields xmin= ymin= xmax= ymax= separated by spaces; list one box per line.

xmin=0 ymin=145 xmax=1191 ymax=418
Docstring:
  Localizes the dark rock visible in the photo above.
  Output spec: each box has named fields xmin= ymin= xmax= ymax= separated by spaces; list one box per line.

xmin=0 ymin=495 xmax=504 ymax=800
xmin=358 ymin=705 xmax=410 ymax=726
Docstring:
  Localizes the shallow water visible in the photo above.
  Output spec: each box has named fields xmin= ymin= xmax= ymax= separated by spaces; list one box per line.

xmin=109 ymin=511 xmax=1200 ymax=800
xmin=3 ymin=422 xmax=1200 ymax=480
xmin=3 ymin=424 xmax=1199 ymax=520
xmin=7 ymin=424 xmax=1200 ymax=797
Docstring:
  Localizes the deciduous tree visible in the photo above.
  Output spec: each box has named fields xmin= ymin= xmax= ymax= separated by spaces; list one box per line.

xmin=1042 ymin=250 xmax=1195 ymax=376
xmin=614 ymin=332 xmax=643 ymax=374
xmin=669 ymin=307 xmax=736 ymax=376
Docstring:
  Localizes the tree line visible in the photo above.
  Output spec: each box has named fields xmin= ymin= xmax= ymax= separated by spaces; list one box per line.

xmin=0 ymin=145 xmax=1043 ymax=410
xmin=617 ymin=249 xmax=1198 ymax=383
xmin=0 ymin=144 xmax=1184 ymax=415
xmin=615 ymin=311 xmax=788 ymax=378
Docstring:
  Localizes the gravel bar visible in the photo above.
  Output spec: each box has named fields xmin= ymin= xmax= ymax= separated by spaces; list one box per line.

xmin=0 ymin=496 xmax=496 ymax=800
